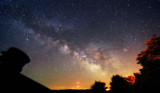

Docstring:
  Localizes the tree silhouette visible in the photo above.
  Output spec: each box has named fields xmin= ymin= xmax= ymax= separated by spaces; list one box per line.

xmin=91 ymin=81 xmax=107 ymax=93
xmin=133 ymin=72 xmax=141 ymax=93
xmin=124 ymin=75 xmax=135 ymax=85
xmin=137 ymin=35 xmax=160 ymax=68
xmin=136 ymin=35 xmax=160 ymax=92
xmin=109 ymin=75 xmax=133 ymax=93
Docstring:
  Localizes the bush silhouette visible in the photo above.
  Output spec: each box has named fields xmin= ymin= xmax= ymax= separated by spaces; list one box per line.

xmin=91 ymin=81 xmax=107 ymax=93
xmin=109 ymin=75 xmax=133 ymax=93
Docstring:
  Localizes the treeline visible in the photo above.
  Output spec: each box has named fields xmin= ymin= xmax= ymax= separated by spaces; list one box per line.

xmin=91 ymin=35 xmax=160 ymax=93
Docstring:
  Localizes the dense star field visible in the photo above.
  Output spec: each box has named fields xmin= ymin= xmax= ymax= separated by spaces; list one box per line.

xmin=0 ymin=0 xmax=160 ymax=89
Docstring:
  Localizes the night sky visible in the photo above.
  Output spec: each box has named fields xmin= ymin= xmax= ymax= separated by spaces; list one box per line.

xmin=0 ymin=0 xmax=160 ymax=90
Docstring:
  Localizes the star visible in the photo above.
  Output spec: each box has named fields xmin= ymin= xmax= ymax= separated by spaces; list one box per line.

xmin=0 ymin=0 xmax=160 ymax=90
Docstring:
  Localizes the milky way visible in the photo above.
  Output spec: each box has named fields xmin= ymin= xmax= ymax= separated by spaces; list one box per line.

xmin=0 ymin=0 xmax=160 ymax=89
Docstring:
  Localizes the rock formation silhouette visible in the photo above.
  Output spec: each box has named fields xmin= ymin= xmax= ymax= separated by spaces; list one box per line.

xmin=0 ymin=47 xmax=52 ymax=93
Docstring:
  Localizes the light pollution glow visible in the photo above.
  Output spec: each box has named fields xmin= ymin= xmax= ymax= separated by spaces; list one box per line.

xmin=21 ymin=30 xmax=141 ymax=89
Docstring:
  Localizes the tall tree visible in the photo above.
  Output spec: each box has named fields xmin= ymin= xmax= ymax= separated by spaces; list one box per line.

xmin=136 ymin=36 xmax=160 ymax=92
